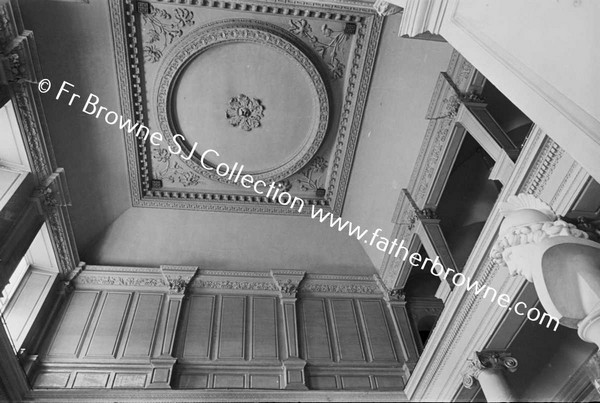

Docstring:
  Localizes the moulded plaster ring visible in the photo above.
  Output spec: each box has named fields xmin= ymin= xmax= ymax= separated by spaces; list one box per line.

xmin=155 ymin=20 xmax=330 ymax=185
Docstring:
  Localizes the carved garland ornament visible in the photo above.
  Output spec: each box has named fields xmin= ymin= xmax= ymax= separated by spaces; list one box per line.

xmin=155 ymin=19 xmax=330 ymax=185
xmin=490 ymin=194 xmax=588 ymax=270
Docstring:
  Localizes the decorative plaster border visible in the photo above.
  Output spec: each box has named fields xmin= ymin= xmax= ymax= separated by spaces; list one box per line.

xmin=108 ymin=0 xmax=383 ymax=215
xmin=77 ymin=265 xmax=382 ymax=296
xmin=154 ymin=19 xmax=330 ymax=184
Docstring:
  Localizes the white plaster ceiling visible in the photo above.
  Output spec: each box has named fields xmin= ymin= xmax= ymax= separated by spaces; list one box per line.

xmin=20 ymin=0 xmax=452 ymax=273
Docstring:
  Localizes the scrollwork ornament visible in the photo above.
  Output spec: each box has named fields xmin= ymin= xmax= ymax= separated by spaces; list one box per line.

xmin=462 ymin=351 xmax=518 ymax=388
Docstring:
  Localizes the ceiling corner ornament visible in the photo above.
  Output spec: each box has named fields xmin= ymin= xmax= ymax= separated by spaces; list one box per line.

xmin=142 ymin=6 xmax=195 ymax=63
xmin=288 ymin=19 xmax=349 ymax=80
xmin=373 ymin=0 xmax=403 ymax=17
xmin=225 ymin=94 xmax=265 ymax=132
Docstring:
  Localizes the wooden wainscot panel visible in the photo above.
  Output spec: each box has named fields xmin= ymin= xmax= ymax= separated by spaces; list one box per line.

xmin=340 ymin=375 xmax=372 ymax=390
xmin=112 ymin=373 xmax=147 ymax=388
xmin=85 ymin=292 xmax=131 ymax=358
xmin=33 ymin=372 xmax=70 ymax=389
xmin=123 ymin=293 xmax=162 ymax=358
xmin=182 ymin=295 xmax=215 ymax=359
xmin=308 ymin=375 xmax=338 ymax=390
xmin=374 ymin=375 xmax=405 ymax=390
xmin=47 ymin=290 xmax=98 ymax=357
xmin=252 ymin=296 xmax=278 ymax=360
xmin=177 ymin=373 xmax=209 ymax=389
xmin=218 ymin=296 xmax=246 ymax=359
xmin=249 ymin=374 xmax=280 ymax=389
xmin=72 ymin=372 xmax=110 ymax=388
xmin=330 ymin=299 xmax=365 ymax=362
xmin=359 ymin=300 xmax=398 ymax=362
xmin=213 ymin=374 xmax=245 ymax=388
xmin=300 ymin=298 xmax=332 ymax=361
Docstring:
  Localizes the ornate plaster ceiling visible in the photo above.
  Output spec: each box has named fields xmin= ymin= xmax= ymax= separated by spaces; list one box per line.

xmin=110 ymin=0 xmax=383 ymax=215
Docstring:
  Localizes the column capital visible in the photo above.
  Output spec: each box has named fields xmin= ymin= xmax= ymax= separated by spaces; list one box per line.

xmin=271 ymin=270 xmax=305 ymax=298
xmin=160 ymin=265 xmax=198 ymax=295
xmin=462 ymin=350 xmax=518 ymax=388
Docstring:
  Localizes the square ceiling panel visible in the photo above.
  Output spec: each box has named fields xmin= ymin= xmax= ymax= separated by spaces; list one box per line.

xmin=110 ymin=0 xmax=383 ymax=215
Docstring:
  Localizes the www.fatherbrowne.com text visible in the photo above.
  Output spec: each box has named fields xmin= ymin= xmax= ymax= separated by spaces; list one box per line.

xmin=39 ymin=79 xmax=560 ymax=332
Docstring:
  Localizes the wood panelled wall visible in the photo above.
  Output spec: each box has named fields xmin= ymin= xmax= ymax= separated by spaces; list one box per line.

xmin=32 ymin=268 xmax=409 ymax=391
xmin=174 ymin=294 xmax=404 ymax=390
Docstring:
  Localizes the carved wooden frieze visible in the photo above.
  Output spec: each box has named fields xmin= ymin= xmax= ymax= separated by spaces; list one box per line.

xmin=108 ymin=0 xmax=383 ymax=215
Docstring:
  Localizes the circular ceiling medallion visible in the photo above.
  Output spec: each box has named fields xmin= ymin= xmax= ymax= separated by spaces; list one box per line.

xmin=155 ymin=19 xmax=330 ymax=185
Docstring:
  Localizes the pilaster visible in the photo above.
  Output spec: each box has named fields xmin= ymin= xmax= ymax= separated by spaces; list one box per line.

xmin=148 ymin=265 xmax=198 ymax=388
xmin=271 ymin=270 xmax=307 ymax=390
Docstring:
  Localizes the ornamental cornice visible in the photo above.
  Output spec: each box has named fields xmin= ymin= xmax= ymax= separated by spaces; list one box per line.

xmin=110 ymin=0 xmax=383 ymax=216
xmin=146 ymin=0 xmax=376 ymax=17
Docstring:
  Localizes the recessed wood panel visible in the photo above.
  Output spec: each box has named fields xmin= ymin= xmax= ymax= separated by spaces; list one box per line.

xmin=341 ymin=376 xmax=371 ymax=390
xmin=48 ymin=291 xmax=98 ymax=357
xmin=86 ymin=292 xmax=130 ymax=357
xmin=331 ymin=299 xmax=364 ymax=362
xmin=72 ymin=372 xmax=109 ymax=388
xmin=214 ymin=374 xmax=245 ymax=388
xmin=123 ymin=294 xmax=162 ymax=357
xmin=178 ymin=374 xmax=209 ymax=389
xmin=113 ymin=373 xmax=147 ymax=388
xmin=183 ymin=295 xmax=215 ymax=358
xmin=360 ymin=300 xmax=396 ymax=361
xmin=302 ymin=299 xmax=331 ymax=360
xmin=309 ymin=376 xmax=337 ymax=390
xmin=375 ymin=375 xmax=404 ymax=390
xmin=252 ymin=297 xmax=278 ymax=359
xmin=250 ymin=375 xmax=280 ymax=389
xmin=218 ymin=296 xmax=245 ymax=359
xmin=34 ymin=372 xmax=70 ymax=389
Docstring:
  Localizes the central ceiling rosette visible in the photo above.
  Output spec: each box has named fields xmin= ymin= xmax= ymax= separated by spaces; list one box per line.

xmin=155 ymin=19 xmax=331 ymax=185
